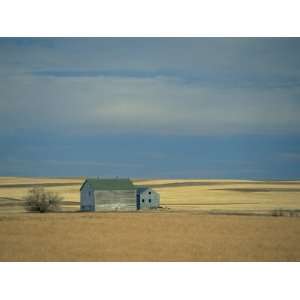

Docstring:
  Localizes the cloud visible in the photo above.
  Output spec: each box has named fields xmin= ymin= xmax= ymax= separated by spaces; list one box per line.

xmin=1 ymin=38 xmax=300 ymax=80
xmin=1 ymin=71 xmax=300 ymax=136
xmin=31 ymin=68 xmax=300 ymax=89
xmin=1 ymin=38 xmax=300 ymax=136
xmin=31 ymin=69 xmax=169 ymax=79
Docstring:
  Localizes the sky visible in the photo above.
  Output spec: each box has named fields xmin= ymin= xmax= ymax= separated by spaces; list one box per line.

xmin=1 ymin=37 xmax=300 ymax=179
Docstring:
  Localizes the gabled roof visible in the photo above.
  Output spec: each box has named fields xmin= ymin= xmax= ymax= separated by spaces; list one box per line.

xmin=136 ymin=186 xmax=150 ymax=193
xmin=80 ymin=178 xmax=136 ymax=191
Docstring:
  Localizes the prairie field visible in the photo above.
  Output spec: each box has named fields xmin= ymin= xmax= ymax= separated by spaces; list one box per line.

xmin=0 ymin=212 xmax=299 ymax=261
xmin=0 ymin=176 xmax=300 ymax=261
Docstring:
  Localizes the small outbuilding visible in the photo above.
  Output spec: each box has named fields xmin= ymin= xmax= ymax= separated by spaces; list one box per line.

xmin=136 ymin=187 xmax=160 ymax=210
xmin=80 ymin=178 xmax=160 ymax=211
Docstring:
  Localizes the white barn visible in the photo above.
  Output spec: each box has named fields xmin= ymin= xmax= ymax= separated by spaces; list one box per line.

xmin=80 ymin=178 xmax=160 ymax=211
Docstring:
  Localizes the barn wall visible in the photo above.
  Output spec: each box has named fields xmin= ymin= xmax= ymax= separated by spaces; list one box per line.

xmin=94 ymin=189 xmax=137 ymax=211
xmin=80 ymin=184 xmax=95 ymax=211
xmin=139 ymin=188 xmax=160 ymax=209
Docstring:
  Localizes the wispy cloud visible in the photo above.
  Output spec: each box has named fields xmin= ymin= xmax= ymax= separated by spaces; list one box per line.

xmin=30 ymin=69 xmax=300 ymax=90
xmin=1 ymin=72 xmax=300 ymax=135
xmin=31 ymin=69 xmax=171 ymax=79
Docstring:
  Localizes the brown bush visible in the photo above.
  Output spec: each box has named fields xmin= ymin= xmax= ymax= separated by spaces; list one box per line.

xmin=24 ymin=187 xmax=62 ymax=213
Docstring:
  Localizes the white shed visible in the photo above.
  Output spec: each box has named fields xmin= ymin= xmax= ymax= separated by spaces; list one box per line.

xmin=136 ymin=187 xmax=160 ymax=209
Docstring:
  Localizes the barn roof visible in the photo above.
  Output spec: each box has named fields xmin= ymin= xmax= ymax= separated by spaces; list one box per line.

xmin=80 ymin=178 xmax=136 ymax=191
xmin=136 ymin=186 xmax=150 ymax=193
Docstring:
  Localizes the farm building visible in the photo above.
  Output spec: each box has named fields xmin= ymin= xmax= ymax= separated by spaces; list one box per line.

xmin=80 ymin=178 xmax=160 ymax=211
xmin=136 ymin=187 xmax=160 ymax=209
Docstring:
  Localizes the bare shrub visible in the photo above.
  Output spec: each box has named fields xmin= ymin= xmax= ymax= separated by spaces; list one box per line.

xmin=270 ymin=209 xmax=300 ymax=217
xmin=24 ymin=187 xmax=62 ymax=213
xmin=271 ymin=208 xmax=284 ymax=217
xmin=286 ymin=210 xmax=299 ymax=217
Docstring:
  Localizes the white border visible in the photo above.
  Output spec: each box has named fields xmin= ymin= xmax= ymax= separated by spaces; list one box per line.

xmin=0 ymin=0 xmax=300 ymax=36
xmin=0 ymin=263 xmax=299 ymax=300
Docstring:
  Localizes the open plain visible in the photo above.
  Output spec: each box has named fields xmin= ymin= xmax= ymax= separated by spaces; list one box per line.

xmin=0 ymin=177 xmax=300 ymax=261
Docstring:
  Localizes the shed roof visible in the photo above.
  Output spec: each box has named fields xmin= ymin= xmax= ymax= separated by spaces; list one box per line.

xmin=136 ymin=186 xmax=150 ymax=193
xmin=80 ymin=178 xmax=136 ymax=191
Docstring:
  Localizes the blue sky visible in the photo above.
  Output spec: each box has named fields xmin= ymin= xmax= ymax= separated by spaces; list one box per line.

xmin=1 ymin=38 xmax=300 ymax=179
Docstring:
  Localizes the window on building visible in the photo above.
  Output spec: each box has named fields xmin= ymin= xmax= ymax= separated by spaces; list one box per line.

xmin=89 ymin=191 xmax=91 ymax=197
xmin=142 ymin=199 xmax=145 ymax=203
xmin=148 ymin=191 xmax=151 ymax=195
xmin=149 ymin=199 xmax=151 ymax=203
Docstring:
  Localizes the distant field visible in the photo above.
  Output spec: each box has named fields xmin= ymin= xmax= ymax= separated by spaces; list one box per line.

xmin=0 ymin=212 xmax=299 ymax=261
xmin=143 ymin=179 xmax=300 ymax=214
xmin=1 ymin=177 xmax=300 ymax=214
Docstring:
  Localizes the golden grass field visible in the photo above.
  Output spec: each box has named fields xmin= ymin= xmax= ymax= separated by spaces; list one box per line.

xmin=0 ymin=176 xmax=300 ymax=261
xmin=0 ymin=212 xmax=299 ymax=261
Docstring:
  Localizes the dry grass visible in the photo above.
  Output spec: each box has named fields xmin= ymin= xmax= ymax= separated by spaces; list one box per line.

xmin=136 ymin=179 xmax=300 ymax=213
xmin=0 ymin=176 xmax=83 ymax=186
xmin=0 ymin=212 xmax=299 ymax=261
